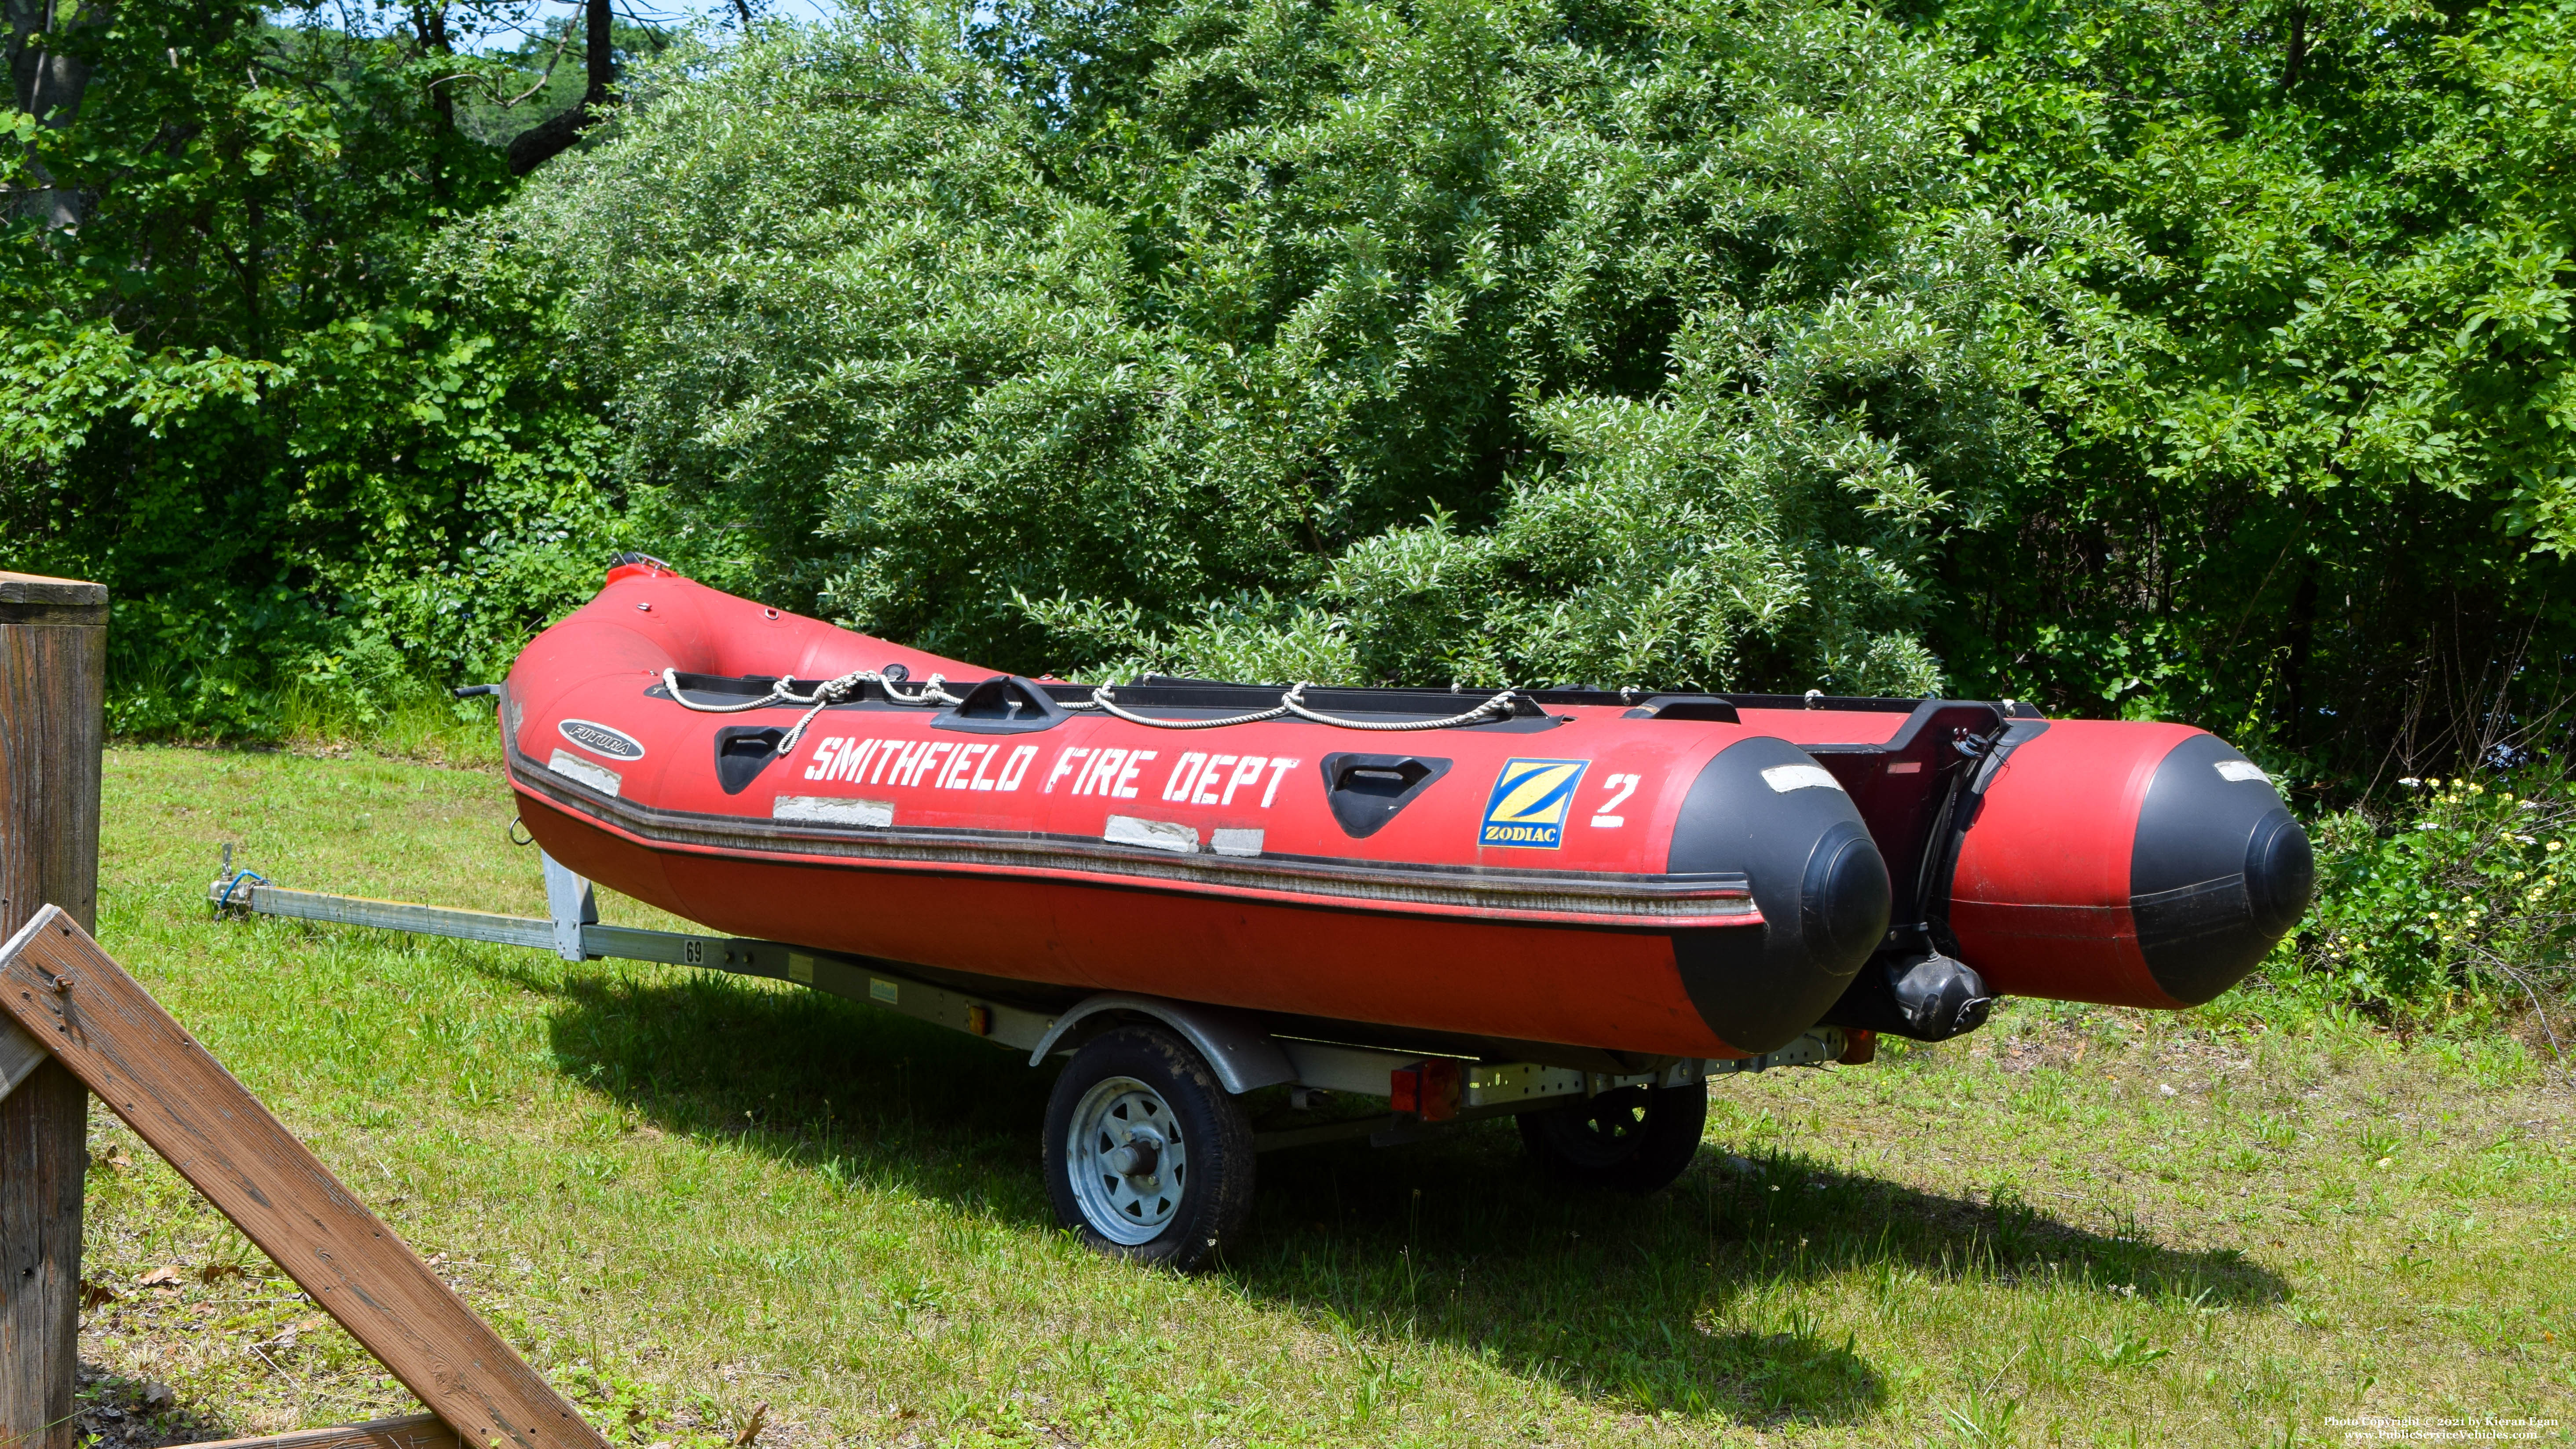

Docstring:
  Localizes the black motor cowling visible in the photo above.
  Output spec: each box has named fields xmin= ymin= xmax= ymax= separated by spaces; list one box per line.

xmin=1822 ymin=951 xmax=1994 ymax=1042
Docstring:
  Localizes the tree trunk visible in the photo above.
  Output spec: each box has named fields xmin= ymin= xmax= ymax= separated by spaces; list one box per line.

xmin=4 ymin=0 xmax=106 ymax=227
xmin=506 ymin=0 xmax=612 ymax=176
xmin=414 ymin=3 xmax=452 ymax=204
xmin=2283 ymin=568 xmax=2319 ymax=751
xmin=415 ymin=2 xmax=453 ymax=126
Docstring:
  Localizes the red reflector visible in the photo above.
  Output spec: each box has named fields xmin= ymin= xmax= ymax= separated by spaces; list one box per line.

xmin=1389 ymin=1058 xmax=1462 ymax=1121
xmin=1840 ymin=1028 xmax=1877 ymax=1065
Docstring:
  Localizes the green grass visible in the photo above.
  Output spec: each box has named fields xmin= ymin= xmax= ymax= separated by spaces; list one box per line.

xmin=70 ymin=743 xmax=2576 ymax=1446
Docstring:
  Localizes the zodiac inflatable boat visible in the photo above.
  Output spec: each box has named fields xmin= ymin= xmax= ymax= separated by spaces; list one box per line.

xmin=482 ymin=557 xmax=2315 ymax=1266
xmin=502 ymin=559 xmax=2314 ymax=1065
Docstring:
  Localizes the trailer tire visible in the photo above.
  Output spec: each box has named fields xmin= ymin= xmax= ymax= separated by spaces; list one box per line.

xmin=1517 ymin=1080 xmax=1708 ymax=1193
xmin=1043 ymin=1024 xmax=1256 ymax=1271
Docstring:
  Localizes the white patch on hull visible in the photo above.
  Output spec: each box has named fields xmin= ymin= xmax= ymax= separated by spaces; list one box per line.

xmin=549 ymin=749 xmax=622 ymax=797
xmin=774 ymin=795 xmax=896 ymax=828
xmin=1105 ymin=815 xmax=1200 ymax=853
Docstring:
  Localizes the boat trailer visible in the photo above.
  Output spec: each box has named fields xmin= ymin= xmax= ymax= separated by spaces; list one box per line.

xmin=205 ymin=848 xmax=1852 ymax=1156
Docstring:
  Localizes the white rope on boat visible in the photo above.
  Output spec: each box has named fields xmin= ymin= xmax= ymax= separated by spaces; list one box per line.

xmin=1280 ymin=682 xmax=1522 ymax=731
xmin=1082 ymin=685 xmax=1293 ymax=730
xmin=1086 ymin=681 xmax=1521 ymax=732
xmin=659 ymin=666 xmax=962 ymax=755
xmin=665 ymin=667 xmax=1522 ymax=744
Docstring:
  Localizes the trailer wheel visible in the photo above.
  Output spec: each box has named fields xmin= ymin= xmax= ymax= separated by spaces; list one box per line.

xmin=1517 ymin=1080 xmax=1708 ymax=1193
xmin=1043 ymin=1024 xmax=1255 ymax=1271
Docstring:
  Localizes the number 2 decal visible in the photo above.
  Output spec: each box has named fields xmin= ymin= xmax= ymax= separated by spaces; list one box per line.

xmin=1591 ymin=773 xmax=1641 ymax=828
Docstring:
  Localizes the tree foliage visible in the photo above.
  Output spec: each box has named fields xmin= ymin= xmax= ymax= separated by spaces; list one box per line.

xmin=1929 ymin=0 xmax=2576 ymax=775
xmin=483 ymin=0 xmax=2576 ymax=785
xmin=4 ymin=0 xmax=2574 ymax=791
xmin=0 ymin=0 xmax=642 ymax=733
xmin=492 ymin=0 xmax=2069 ymax=695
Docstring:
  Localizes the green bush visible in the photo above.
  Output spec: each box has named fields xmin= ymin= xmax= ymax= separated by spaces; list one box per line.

xmin=476 ymin=0 xmax=2056 ymax=693
xmin=7 ymin=0 xmax=2575 ymax=1025
xmin=2264 ymin=773 xmax=2576 ymax=1026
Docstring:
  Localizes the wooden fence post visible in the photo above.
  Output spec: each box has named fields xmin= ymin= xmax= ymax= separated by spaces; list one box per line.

xmin=0 ymin=572 xmax=106 ymax=1449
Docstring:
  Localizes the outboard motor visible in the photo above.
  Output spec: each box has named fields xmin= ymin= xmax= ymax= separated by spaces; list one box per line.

xmin=1827 ymin=951 xmax=1994 ymax=1041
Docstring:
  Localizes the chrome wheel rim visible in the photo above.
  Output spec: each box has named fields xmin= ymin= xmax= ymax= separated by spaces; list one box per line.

xmin=1067 ymin=1075 xmax=1188 ymax=1245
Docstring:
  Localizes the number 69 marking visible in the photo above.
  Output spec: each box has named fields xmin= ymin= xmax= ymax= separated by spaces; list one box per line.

xmin=1591 ymin=773 xmax=1641 ymax=827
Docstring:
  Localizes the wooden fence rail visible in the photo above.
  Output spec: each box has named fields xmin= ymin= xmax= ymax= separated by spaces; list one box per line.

xmin=0 ymin=908 xmax=607 ymax=1449
xmin=184 ymin=1416 xmax=459 ymax=1449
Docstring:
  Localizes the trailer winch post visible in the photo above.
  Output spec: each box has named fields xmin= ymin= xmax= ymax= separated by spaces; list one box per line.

xmin=540 ymin=854 xmax=597 ymax=963
xmin=0 ymin=571 xmax=106 ymax=1449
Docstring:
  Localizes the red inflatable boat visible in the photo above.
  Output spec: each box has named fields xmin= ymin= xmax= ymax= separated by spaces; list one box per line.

xmin=503 ymin=560 xmax=2311 ymax=1062
xmin=490 ymin=557 xmax=2313 ymax=1265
